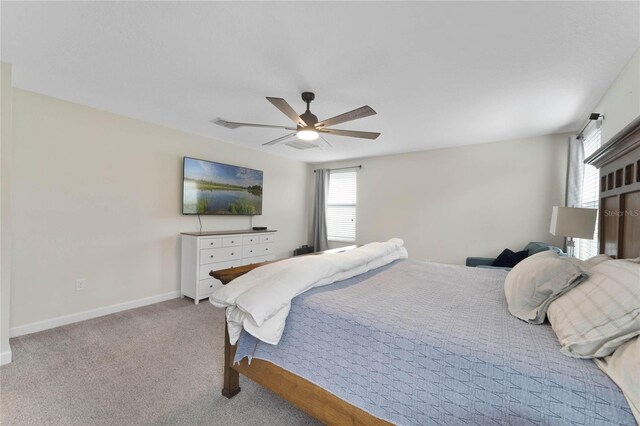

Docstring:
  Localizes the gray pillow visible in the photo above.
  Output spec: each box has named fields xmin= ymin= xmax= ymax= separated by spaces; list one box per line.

xmin=523 ymin=241 xmax=563 ymax=256
xmin=504 ymin=251 xmax=590 ymax=324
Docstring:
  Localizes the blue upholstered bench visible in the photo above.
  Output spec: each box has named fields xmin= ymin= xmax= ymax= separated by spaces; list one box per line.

xmin=465 ymin=242 xmax=564 ymax=271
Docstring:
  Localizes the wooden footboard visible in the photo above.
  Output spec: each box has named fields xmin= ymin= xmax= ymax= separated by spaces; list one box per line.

xmin=212 ymin=249 xmax=390 ymax=425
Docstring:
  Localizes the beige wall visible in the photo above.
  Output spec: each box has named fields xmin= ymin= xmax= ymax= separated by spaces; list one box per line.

xmin=310 ymin=134 xmax=569 ymax=265
xmin=9 ymin=89 xmax=308 ymax=329
xmin=1 ymin=63 xmax=13 ymax=363
xmin=595 ymin=48 xmax=640 ymax=144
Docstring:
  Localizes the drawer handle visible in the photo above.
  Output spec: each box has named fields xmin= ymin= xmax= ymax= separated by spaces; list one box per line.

xmin=250 ymin=250 xmax=253 ymax=253
xmin=210 ymin=255 xmax=214 ymax=258
xmin=231 ymin=241 xmax=234 ymax=244
xmin=209 ymin=284 xmax=213 ymax=288
xmin=231 ymin=253 xmax=234 ymax=256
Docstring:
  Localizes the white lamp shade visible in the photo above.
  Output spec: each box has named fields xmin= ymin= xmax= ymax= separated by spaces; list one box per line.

xmin=549 ymin=206 xmax=597 ymax=239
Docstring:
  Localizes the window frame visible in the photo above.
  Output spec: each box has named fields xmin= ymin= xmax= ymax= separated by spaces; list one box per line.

xmin=326 ymin=170 xmax=357 ymax=243
xmin=575 ymin=123 xmax=601 ymax=260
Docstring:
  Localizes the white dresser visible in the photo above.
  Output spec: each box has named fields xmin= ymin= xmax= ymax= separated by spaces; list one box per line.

xmin=180 ymin=229 xmax=277 ymax=304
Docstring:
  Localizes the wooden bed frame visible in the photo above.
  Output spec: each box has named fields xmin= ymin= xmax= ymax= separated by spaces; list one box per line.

xmin=211 ymin=118 xmax=640 ymax=425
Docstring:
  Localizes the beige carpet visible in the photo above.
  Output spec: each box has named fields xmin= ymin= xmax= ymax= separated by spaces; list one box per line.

xmin=0 ymin=298 xmax=319 ymax=425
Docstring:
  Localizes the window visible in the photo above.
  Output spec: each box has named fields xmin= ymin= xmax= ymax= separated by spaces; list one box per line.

xmin=575 ymin=123 xmax=601 ymax=260
xmin=327 ymin=170 xmax=357 ymax=242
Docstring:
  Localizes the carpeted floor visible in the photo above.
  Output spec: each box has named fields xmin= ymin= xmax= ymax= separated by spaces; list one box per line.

xmin=0 ymin=298 xmax=319 ymax=425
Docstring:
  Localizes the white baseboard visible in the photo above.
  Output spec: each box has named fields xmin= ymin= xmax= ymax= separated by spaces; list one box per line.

xmin=10 ymin=291 xmax=180 ymax=338
xmin=0 ymin=349 xmax=12 ymax=366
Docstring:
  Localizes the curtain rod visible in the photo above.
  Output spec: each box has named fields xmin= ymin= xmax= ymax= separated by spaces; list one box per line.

xmin=314 ymin=165 xmax=362 ymax=173
xmin=576 ymin=113 xmax=604 ymax=139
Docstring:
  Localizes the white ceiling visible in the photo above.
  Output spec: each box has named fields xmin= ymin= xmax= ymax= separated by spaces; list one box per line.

xmin=2 ymin=1 xmax=639 ymax=163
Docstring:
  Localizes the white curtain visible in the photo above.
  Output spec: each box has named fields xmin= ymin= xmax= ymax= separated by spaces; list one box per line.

xmin=566 ymin=135 xmax=584 ymax=208
xmin=564 ymin=135 xmax=584 ymax=253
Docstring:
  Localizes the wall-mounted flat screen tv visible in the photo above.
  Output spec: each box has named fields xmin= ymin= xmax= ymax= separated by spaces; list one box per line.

xmin=182 ymin=157 xmax=263 ymax=215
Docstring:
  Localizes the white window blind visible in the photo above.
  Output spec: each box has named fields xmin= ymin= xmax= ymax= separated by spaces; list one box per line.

xmin=327 ymin=170 xmax=357 ymax=242
xmin=575 ymin=123 xmax=601 ymax=260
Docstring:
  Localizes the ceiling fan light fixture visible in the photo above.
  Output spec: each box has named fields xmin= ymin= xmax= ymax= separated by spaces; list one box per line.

xmin=297 ymin=129 xmax=319 ymax=141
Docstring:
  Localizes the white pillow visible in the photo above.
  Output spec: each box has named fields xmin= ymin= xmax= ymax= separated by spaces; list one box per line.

xmin=585 ymin=254 xmax=613 ymax=268
xmin=547 ymin=259 xmax=640 ymax=358
xmin=504 ymin=251 xmax=590 ymax=324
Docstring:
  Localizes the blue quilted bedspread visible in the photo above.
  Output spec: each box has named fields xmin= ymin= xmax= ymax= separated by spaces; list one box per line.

xmin=234 ymin=259 xmax=635 ymax=425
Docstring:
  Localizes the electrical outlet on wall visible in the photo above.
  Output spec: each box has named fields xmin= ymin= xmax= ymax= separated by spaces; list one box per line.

xmin=75 ymin=278 xmax=86 ymax=291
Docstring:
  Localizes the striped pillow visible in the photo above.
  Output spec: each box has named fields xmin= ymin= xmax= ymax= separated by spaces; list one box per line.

xmin=594 ymin=336 xmax=640 ymax=423
xmin=547 ymin=259 xmax=640 ymax=358
xmin=585 ymin=254 xmax=613 ymax=267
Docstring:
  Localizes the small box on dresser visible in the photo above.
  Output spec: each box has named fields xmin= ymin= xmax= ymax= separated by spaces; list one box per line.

xmin=180 ymin=229 xmax=277 ymax=304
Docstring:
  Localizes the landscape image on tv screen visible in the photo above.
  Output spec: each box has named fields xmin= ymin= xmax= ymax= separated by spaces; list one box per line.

xmin=182 ymin=157 xmax=263 ymax=215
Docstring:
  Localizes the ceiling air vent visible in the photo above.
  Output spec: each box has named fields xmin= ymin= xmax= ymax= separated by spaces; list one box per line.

xmin=285 ymin=140 xmax=318 ymax=150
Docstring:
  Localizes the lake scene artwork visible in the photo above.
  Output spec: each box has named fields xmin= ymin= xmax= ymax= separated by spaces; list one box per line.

xmin=182 ymin=157 xmax=263 ymax=215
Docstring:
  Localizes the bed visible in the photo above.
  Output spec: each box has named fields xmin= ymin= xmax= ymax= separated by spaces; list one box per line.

xmin=211 ymin=117 xmax=640 ymax=425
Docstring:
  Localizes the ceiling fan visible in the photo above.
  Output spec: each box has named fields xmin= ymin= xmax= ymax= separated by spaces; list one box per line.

xmin=213 ymin=92 xmax=380 ymax=150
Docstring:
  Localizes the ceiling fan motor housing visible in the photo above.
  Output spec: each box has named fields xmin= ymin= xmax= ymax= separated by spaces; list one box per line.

xmin=299 ymin=92 xmax=318 ymax=130
xmin=299 ymin=111 xmax=318 ymax=129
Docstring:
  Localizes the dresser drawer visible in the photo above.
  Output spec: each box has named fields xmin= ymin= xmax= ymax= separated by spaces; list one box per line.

xmin=222 ymin=236 xmax=242 ymax=247
xmin=242 ymin=245 xmax=259 ymax=258
xmin=199 ymin=279 xmax=217 ymax=295
xmin=200 ymin=238 xmax=222 ymax=249
xmin=263 ymin=243 xmax=274 ymax=255
xmin=242 ymin=235 xmax=260 ymax=245
xmin=259 ymin=234 xmax=275 ymax=244
xmin=199 ymin=260 xmax=241 ymax=278
xmin=248 ymin=243 xmax=274 ymax=256
xmin=200 ymin=247 xmax=241 ymax=264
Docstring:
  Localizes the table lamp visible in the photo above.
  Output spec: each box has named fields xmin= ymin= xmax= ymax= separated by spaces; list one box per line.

xmin=549 ymin=206 xmax=597 ymax=257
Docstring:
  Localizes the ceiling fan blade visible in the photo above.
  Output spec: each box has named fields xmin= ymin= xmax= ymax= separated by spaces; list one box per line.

xmin=318 ymin=128 xmax=380 ymax=140
xmin=316 ymin=136 xmax=332 ymax=150
xmin=316 ymin=106 xmax=376 ymax=129
xmin=212 ymin=119 xmax=295 ymax=130
xmin=266 ymin=97 xmax=307 ymax=127
xmin=262 ymin=132 xmax=297 ymax=146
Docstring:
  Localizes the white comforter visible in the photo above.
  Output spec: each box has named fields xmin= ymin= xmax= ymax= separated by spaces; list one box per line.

xmin=210 ymin=239 xmax=408 ymax=345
